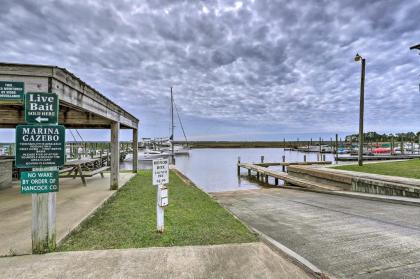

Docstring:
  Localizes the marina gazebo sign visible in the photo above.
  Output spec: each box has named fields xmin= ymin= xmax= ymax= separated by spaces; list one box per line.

xmin=15 ymin=125 xmax=66 ymax=168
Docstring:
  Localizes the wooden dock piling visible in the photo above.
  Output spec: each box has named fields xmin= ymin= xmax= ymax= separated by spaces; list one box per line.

xmin=237 ymin=156 xmax=241 ymax=176
xmin=282 ymin=155 xmax=286 ymax=172
xmin=335 ymin=134 xmax=339 ymax=161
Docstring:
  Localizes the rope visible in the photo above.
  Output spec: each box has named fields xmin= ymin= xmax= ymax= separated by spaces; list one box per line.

xmin=173 ymin=100 xmax=188 ymax=146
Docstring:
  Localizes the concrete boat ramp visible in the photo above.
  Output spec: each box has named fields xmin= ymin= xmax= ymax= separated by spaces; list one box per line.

xmin=213 ymin=188 xmax=420 ymax=279
xmin=212 ymin=162 xmax=420 ymax=278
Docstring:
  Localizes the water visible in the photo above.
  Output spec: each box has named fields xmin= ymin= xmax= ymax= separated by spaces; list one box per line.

xmin=121 ymin=148 xmax=336 ymax=193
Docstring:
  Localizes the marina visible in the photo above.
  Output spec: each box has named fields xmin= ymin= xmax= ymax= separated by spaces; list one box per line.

xmin=1 ymin=1 xmax=420 ymax=278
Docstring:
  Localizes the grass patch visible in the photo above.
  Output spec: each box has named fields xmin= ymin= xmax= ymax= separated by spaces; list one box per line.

xmin=333 ymin=159 xmax=420 ymax=179
xmin=58 ymin=170 xmax=257 ymax=251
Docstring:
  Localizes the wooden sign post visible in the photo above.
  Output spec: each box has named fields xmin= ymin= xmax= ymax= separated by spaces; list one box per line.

xmin=15 ymin=91 xmax=65 ymax=254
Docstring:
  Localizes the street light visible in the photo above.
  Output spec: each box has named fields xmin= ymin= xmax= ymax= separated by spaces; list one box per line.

xmin=410 ymin=44 xmax=420 ymax=53
xmin=355 ymin=53 xmax=365 ymax=166
xmin=410 ymin=44 xmax=420 ymax=92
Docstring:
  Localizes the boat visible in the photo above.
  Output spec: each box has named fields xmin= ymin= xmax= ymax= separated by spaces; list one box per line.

xmin=372 ymin=147 xmax=391 ymax=154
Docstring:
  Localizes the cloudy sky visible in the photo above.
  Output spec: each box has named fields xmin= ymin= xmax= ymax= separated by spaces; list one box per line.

xmin=0 ymin=0 xmax=419 ymax=141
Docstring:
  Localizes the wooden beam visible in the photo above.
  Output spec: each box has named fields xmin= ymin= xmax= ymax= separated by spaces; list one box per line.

xmin=110 ymin=122 xmax=120 ymax=190
xmin=0 ymin=63 xmax=139 ymax=129
xmin=132 ymin=128 xmax=138 ymax=173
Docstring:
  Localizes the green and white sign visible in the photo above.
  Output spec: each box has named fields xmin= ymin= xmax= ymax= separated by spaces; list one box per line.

xmin=0 ymin=81 xmax=24 ymax=102
xmin=21 ymin=171 xmax=59 ymax=194
xmin=15 ymin=125 xmax=66 ymax=168
xmin=25 ymin=92 xmax=59 ymax=124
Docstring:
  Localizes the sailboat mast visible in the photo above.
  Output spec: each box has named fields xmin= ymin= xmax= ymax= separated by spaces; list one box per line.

xmin=170 ymin=87 xmax=174 ymax=162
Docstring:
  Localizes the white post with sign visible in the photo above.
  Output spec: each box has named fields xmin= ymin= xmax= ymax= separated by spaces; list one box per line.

xmin=153 ymin=158 xmax=169 ymax=233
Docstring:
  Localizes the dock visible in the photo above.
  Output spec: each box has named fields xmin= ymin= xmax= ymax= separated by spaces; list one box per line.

xmin=237 ymin=161 xmax=341 ymax=191
xmin=337 ymin=154 xmax=420 ymax=161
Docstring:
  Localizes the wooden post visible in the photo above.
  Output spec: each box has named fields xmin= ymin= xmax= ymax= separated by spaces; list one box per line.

xmin=110 ymin=122 xmax=120 ymax=190
xmin=319 ymin=137 xmax=322 ymax=153
xmin=69 ymin=143 xmax=73 ymax=158
xmin=32 ymin=167 xmax=56 ymax=254
xmin=401 ymin=137 xmax=404 ymax=155
xmin=303 ymin=155 xmax=306 ymax=162
xmin=132 ymin=129 xmax=138 ymax=173
xmin=256 ymin=172 xmax=260 ymax=180
xmin=418 ymin=135 xmax=420 ymax=154
xmin=32 ymin=193 xmax=48 ymax=253
xmin=330 ymin=137 xmax=333 ymax=152
xmin=260 ymin=156 xmax=264 ymax=163
xmin=283 ymin=138 xmax=286 ymax=148
xmin=335 ymin=134 xmax=339 ymax=161
xmin=248 ymin=169 xmax=251 ymax=176
xmin=237 ymin=156 xmax=241 ymax=176
xmin=391 ymin=137 xmax=395 ymax=155
xmin=274 ymin=178 xmax=278 ymax=185
xmin=282 ymin=155 xmax=286 ymax=172
xmin=99 ymin=150 xmax=103 ymax=166
xmin=265 ymin=175 xmax=268 ymax=183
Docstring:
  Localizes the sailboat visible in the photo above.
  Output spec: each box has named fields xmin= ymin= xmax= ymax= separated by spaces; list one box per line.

xmin=168 ymin=87 xmax=190 ymax=157
xmin=139 ymin=87 xmax=189 ymax=160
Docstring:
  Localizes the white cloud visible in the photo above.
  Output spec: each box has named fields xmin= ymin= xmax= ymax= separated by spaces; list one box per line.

xmin=0 ymin=0 xmax=419 ymax=140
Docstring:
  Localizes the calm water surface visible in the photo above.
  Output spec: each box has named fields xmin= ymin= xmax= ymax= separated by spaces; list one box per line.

xmin=122 ymin=148 xmax=336 ymax=193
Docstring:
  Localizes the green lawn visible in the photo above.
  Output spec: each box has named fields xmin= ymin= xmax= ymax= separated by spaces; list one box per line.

xmin=58 ymin=170 xmax=257 ymax=251
xmin=333 ymin=159 xmax=420 ymax=179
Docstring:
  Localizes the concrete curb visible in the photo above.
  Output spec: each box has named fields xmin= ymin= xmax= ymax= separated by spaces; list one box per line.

xmin=281 ymin=185 xmax=420 ymax=207
xmin=251 ymin=227 xmax=333 ymax=279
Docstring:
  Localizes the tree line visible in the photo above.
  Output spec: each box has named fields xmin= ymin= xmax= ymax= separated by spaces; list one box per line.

xmin=345 ymin=131 xmax=420 ymax=142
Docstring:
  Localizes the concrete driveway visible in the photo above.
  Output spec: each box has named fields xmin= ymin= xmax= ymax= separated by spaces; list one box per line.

xmin=213 ymin=188 xmax=420 ymax=279
xmin=0 ymin=243 xmax=312 ymax=279
xmin=0 ymin=173 xmax=135 ymax=256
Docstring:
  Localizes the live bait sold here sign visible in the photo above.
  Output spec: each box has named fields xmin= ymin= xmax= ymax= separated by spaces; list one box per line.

xmin=21 ymin=171 xmax=59 ymax=194
xmin=15 ymin=125 xmax=65 ymax=168
xmin=25 ymin=92 xmax=59 ymax=124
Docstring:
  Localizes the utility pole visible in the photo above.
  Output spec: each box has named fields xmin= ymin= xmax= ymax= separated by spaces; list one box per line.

xmin=355 ymin=53 xmax=365 ymax=166
xmin=170 ymin=87 xmax=175 ymax=164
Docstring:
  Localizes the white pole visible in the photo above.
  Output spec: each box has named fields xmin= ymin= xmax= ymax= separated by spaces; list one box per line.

xmin=156 ymin=184 xmax=164 ymax=232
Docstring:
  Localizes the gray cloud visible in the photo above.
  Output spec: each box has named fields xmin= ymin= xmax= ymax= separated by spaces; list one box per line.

xmin=0 ymin=0 xmax=419 ymax=140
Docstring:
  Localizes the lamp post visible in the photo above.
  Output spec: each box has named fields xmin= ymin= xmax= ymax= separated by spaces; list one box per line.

xmin=410 ymin=44 xmax=420 ymax=53
xmin=355 ymin=53 xmax=365 ymax=166
xmin=410 ymin=44 xmax=420 ymax=92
